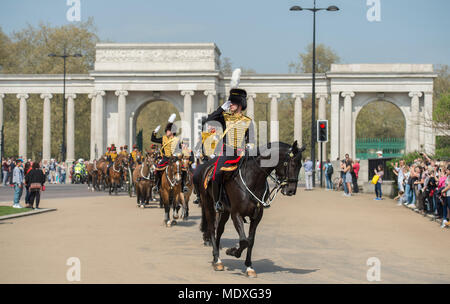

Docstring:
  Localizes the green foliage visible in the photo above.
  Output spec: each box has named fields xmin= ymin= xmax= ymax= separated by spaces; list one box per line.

xmin=0 ymin=19 xmax=99 ymax=160
xmin=435 ymin=136 xmax=450 ymax=160
xmin=288 ymin=43 xmax=340 ymax=74
xmin=356 ymin=101 xmax=405 ymax=139
xmin=135 ymin=101 xmax=181 ymax=151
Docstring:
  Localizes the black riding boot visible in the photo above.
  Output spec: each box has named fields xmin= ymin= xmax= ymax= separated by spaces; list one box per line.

xmin=182 ymin=171 xmax=189 ymax=193
xmin=212 ymin=181 xmax=224 ymax=213
xmin=154 ymin=170 xmax=162 ymax=192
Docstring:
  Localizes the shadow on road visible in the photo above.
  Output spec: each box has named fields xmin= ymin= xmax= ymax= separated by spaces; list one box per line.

xmin=222 ymin=258 xmax=319 ymax=275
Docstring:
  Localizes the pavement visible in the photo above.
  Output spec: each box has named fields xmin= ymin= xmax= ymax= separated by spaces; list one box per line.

xmin=0 ymin=187 xmax=449 ymax=283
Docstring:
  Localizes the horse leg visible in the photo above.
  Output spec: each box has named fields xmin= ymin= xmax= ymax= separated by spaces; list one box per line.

xmin=203 ymin=197 xmax=222 ymax=271
xmin=216 ymin=210 xmax=230 ymax=251
xmin=200 ymin=198 xmax=212 ymax=246
xmin=226 ymin=213 xmax=249 ymax=259
xmin=244 ymin=208 xmax=263 ymax=278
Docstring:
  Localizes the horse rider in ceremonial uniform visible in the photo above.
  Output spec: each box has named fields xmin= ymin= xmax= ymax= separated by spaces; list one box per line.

xmin=193 ymin=69 xmax=254 ymax=211
xmin=151 ymin=113 xmax=183 ymax=192
xmin=106 ymin=144 xmax=118 ymax=177
xmin=121 ymin=145 xmax=129 ymax=157
xmin=130 ymin=144 xmax=139 ymax=163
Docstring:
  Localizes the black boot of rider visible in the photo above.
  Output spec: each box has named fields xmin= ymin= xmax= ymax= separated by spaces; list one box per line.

xmin=211 ymin=181 xmax=224 ymax=213
xmin=154 ymin=170 xmax=161 ymax=192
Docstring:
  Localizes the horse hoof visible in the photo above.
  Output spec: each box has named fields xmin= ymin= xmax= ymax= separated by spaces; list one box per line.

xmin=203 ymin=241 xmax=212 ymax=247
xmin=246 ymin=268 xmax=257 ymax=278
xmin=140 ymin=205 xmax=144 ymax=208
xmin=171 ymin=220 xmax=177 ymax=226
xmin=173 ymin=215 xmax=179 ymax=220
xmin=165 ymin=220 xmax=171 ymax=227
xmin=213 ymin=262 xmax=224 ymax=271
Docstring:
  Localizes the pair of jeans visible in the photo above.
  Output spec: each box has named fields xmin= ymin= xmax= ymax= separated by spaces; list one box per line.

xmin=443 ymin=196 xmax=450 ymax=220
xmin=29 ymin=191 xmax=41 ymax=208
xmin=2 ymin=170 xmax=8 ymax=185
xmin=375 ymin=183 xmax=382 ymax=198
xmin=13 ymin=183 xmax=23 ymax=205
xmin=325 ymin=174 xmax=332 ymax=189
xmin=305 ymin=171 xmax=313 ymax=189
xmin=60 ymin=173 xmax=66 ymax=184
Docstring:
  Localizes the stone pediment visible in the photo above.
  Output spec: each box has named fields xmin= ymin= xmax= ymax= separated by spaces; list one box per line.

xmin=94 ymin=43 xmax=221 ymax=72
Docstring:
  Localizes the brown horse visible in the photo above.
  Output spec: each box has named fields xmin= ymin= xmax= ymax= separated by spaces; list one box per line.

xmin=159 ymin=156 xmax=185 ymax=227
xmin=178 ymin=155 xmax=193 ymax=220
xmin=86 ymin=161 xmax=99 ymax=191
xmin=133 ymin=153 xmax=157 ymax=208
xmin=96 ymin=157 xmax=109 ymax=191
xmin=107 ymin=154 xmax=128 ymax=195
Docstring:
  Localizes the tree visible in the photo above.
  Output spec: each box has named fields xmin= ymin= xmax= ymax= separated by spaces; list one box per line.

xmin=288 ymin=43 xmax=340 ymax=74
xmin=0 ymin=19 xmax=99 ymax=160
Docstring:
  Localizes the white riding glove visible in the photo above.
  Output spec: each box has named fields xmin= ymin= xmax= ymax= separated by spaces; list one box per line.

xmin=154 ymin=125 xmax=161 ymax=133
xmin=221 ymin=100 xmax=231 ymax=111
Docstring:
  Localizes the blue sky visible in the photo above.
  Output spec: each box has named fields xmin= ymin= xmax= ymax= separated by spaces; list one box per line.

xmin=1 ymin=0 xmax=449 ymax=73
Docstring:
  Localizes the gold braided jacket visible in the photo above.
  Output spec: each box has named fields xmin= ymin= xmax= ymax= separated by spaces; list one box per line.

xmin=223 ymin=112 xmax=251 ymax=150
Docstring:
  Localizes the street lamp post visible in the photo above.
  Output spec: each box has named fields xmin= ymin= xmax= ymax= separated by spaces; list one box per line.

xmin=48 ymin=48 xmax=82 ymax=162
xmin=290 ymin=1 xmax=339 ymax=187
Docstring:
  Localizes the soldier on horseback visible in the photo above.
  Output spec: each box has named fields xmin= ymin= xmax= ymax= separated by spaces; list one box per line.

xmin=151 ymin=113 xmax=188 ymax=193
xmin=193 ymin=69 xmax=254 ymax=212
xmin=106 ymin=144 xmax=118 ymax=178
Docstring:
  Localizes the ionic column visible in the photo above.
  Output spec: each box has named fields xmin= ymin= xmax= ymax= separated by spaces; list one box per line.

xmin=330 ymin=92 xmax=340 ymax=160
xmin=40 ymin=94 xmax=53 ymax=162
xmin=292 ymin=93 xmax=304 ymax=145
xmin=181 ymin=90 xmax=194 ymax=138
xmin=66 ymin=93 xmax=76 ymax=163
xmin=95 ymin=91 xmax=106 ymax=156
xmin=17 ymin=94 xmax=29 ymax=159
xmin=88 ymin=93 xmax=96 ymax=160
xmin=318 ymin=94 xmax=328 ymax=160
xmin=204 ymin=90 xmax=216 ymax=114
xmin=341 ymin=92 xmax=355 ymax=158
xmin=115 ymin=90 xmax=128 ymax=148
xmin=269 ymin=93 xmax=280 ymax=143
xmin=246 ymin=93 xmax=256 ymax=120
xmin=423 ymin=92 xmax=434 ymax=154
xmin=409 ymin=91 xmax=422 ymax=152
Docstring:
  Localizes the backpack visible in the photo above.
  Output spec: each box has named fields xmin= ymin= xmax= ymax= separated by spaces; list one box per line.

xmin=326 ymin=164 xmax=334 ymax=176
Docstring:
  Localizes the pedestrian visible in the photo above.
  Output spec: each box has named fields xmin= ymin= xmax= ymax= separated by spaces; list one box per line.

xmin=60 ymin=162 xmax=66 ymax=184
xmin=352 ymin=159 xmax=360 ymax=193
xmin=12 ymin=158 xmax=25 ymax=208
xmin=23 ymin=161 xmax=33 ymax=207
xmin=440 ymin=165 xmax=450 ymax=228
xmin=315 ymin=159 xmax=321 ymax=183
xmin=49 ymin=159 xmax=56 ymax=184
xmin=374 ymin=165 xmax=384 ymax=200
xmin=340 ymin=160 xmax=348 ymax=194
xmin=323 ymin=159 xmax=333 ymax=190
xmin=344 ymin=156 xmax=353 ymax=197
xmin=2 ymin=157 xmax=9 ymax=186
xmin=25 ymin=162 xmax=46 ymax=209
xmin=304 ymin=157 xmax=313 ymax=190
xmin=9 ymin=159 xmax=15 ymax=187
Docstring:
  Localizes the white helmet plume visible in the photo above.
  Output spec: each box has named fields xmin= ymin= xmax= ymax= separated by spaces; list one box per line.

xmin=230 ymin=68 xmax=241 ymax=89
xmin=168 ymin=113 xmax=176 ymax=123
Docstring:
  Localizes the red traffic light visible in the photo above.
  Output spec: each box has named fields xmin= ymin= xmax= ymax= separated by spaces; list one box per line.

xmin=320 ymin=123 xmax=325 ymax=129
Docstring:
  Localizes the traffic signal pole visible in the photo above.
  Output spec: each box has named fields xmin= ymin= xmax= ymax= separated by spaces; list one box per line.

xmin=320 ymin=141 xmax=323 ymax=188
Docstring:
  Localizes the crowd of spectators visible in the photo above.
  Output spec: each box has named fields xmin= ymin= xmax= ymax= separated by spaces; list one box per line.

xmin=391 ymin=153 xmax=450 ymax=229
xmin=1 ymin=157 xmax=59 ymax=210
xmin=2 ymin=157 xmax=66 ymax=186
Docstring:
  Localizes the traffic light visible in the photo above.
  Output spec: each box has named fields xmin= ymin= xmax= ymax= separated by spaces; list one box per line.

xmin=317 ymin=120 xmax=328 ymax=142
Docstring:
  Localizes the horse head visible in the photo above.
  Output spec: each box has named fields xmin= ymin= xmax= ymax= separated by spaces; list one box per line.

xmin=274 ymin=140 xmax=306 ymax=196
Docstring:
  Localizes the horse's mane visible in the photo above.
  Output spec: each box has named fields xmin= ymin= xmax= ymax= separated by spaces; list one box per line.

xmin=256 ymin=142 xmax=292 ymax=158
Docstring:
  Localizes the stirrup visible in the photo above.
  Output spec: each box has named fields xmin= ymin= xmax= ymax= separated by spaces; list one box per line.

xmin=215 ymin=201 xmax=224 ymax=213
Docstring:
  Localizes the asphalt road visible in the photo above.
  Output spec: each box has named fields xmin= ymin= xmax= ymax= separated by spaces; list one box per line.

xmin=1 ymin=188 xmax=449 ymax=283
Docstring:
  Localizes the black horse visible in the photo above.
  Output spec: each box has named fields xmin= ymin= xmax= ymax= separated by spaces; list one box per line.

xmin=197 ymin=141 xmax=305 ymax=277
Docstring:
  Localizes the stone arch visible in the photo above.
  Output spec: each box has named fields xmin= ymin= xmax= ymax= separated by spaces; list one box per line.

xmin=129 ymin=96 xmax=182 ymax=149
xmin=352 ymin=94 xmax=408 ymax=158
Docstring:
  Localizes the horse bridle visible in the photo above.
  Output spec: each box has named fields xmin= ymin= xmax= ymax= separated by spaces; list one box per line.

xmin=165 ymin=159 xmax=181 ymax=188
